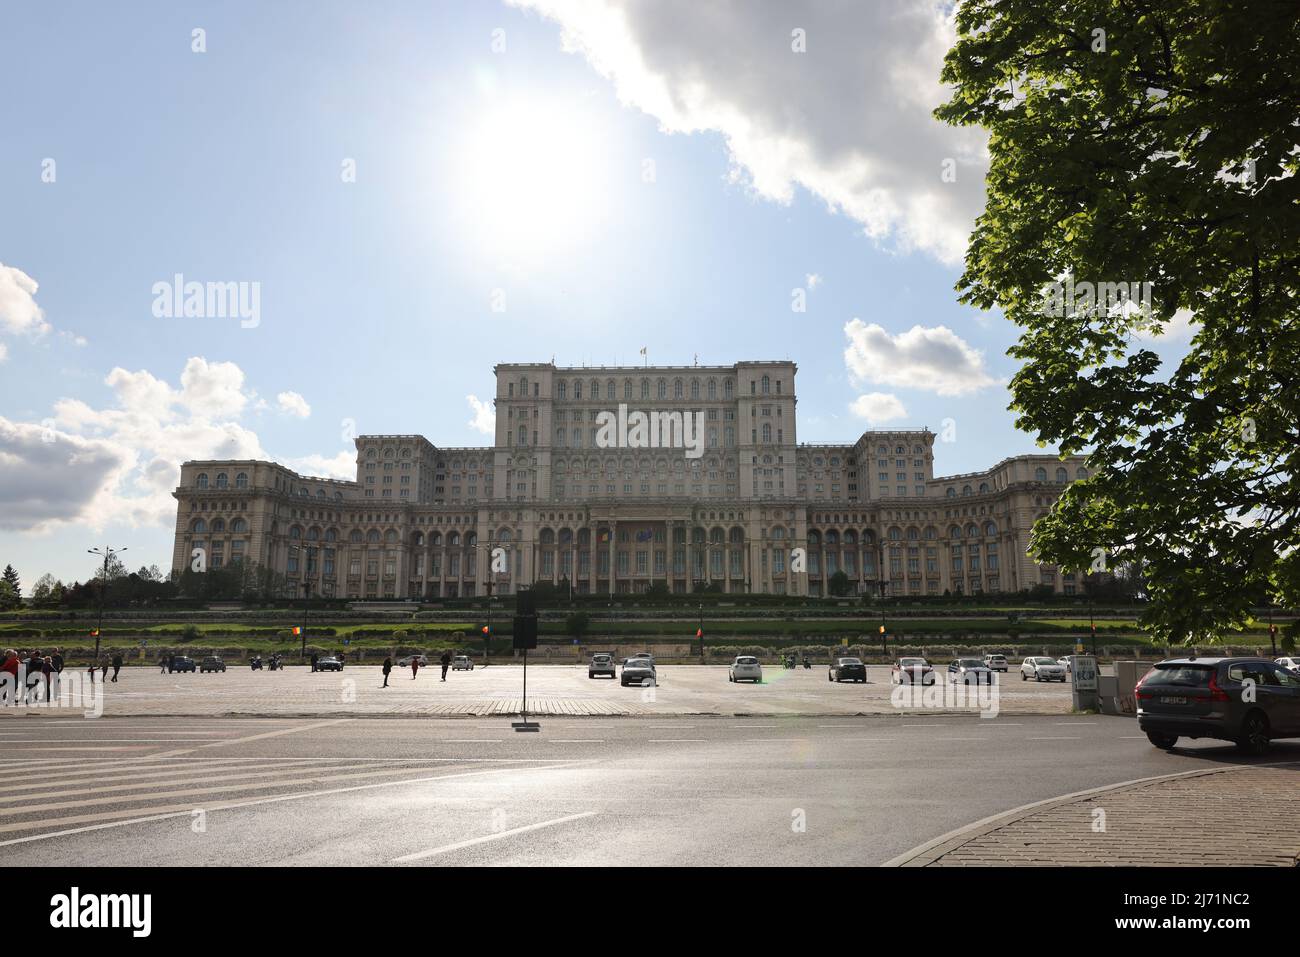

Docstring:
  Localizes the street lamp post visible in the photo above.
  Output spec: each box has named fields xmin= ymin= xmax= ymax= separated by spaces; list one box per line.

xmin=301 ymin=579 xmax=312 ymax=659
xmin=87 ymin=546 xmax=126 ymax=664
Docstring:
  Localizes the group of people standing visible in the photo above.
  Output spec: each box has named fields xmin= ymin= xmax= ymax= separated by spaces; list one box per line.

xmin=0 ymin=647 xmax=123 ymax=705
xmin=380 ymin=651 xmax=453 ymax=688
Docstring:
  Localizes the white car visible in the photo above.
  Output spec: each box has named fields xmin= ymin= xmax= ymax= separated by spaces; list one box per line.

xmin=451 ymin=655 xmax=474 ymax=671
xmin=1276 ymin=657 xmax=1300 ymax=674
xmin=728 ymin=655 xmax=762 ymax=683
xmin=588 ymin=653 xmax=616 ymax=679
xmin=984 ymin=654 xmax=1009 ymax=672
xmin=1021 ymin=656 xmax=1067 ymax=682
xmin=396 ymin=655 xmax=428 ymax=667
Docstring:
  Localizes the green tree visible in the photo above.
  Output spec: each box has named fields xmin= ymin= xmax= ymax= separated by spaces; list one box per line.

xmin=936 ymin=0 xmax=1300 ymax=644
xmin=1 ymin=564 xmax=19 ymax=600
xmin=827 ymin=570 xmax=852 ymax=597
xmin=565 ymin=612 xmax=591 ymax=641
xmin=0 ymin=580 xmax=18 ymax=611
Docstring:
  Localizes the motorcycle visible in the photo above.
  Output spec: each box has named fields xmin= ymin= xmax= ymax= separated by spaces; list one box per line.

xmin=250 ymin=656 xmax=263 ymax=671
xmin=802 ymin=658 xmax=811 ymax=670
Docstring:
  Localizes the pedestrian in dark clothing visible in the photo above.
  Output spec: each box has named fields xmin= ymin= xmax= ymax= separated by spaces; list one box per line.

xmin=111 ymin=654 xmax=123 ymax=682
xmin=440 ymin=652 xmax=451 ymax=682
xmin=411 ymin=656 xmax=420 ymax=679
xmin=101 ymin=662 xmax=109 ymax=683
xmin=28 ymin=651 xmax=42 ymax=701
xmin=159 ymin=655 xmax=167 ymax=674
xmin=310 ymin=653 xmax=319 ymax=673
xmin=51 ymin=648 xmax=64 ymax=674
xmin=381 ymin=656 xmax=393 ymax=688
xmin=42 ymin=656 xmax=54 ymax=702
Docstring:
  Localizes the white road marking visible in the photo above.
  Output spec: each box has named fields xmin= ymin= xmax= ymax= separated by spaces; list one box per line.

xmin=1027 ymin=736 xmax=1080 ymax=741
xmin=445 ymin=739 xmax=503 ymax=744
xmin=648 ymin=739 xmax=705 ymax=743
xmin=391 ymin=811 xmax=599 ymax=863
xmin=0 ymin=762 xmax=589 ymax=846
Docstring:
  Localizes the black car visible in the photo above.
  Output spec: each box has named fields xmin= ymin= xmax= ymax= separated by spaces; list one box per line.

xmin=316 ymin=656 xmax=344 ymax=672
xmin=620 ymin=657 xmax=657 ymax=687
xmin=829 ymin=657 xmax=866 ymax=683
xmin=168 ymin=656 xmax=196 ymax=673
xmin=1137 ymin=657 xmax=1300 ymax=754
xmin=199 ymin=656 xmax=225 ymax=673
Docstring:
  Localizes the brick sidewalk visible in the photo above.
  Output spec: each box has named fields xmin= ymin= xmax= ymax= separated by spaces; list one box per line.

xmin=896 ymin=764 xmax=1300 ymax=866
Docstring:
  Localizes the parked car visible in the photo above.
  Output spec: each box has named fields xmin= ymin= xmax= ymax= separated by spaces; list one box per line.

xmin=396 ymin=655 xmax=427 ymax=668
xmin=891 ymin=657 xmax=935 ymax=685
xmin=588 ymin=653 xmax=616 ymax=679
xmin=168 ymin=656 xmax=196 ymax=674
xmin=1276 ymin=657 xmax=1300 ymax=675
xmin=983 ymin=654 xmax=1009 ymax=672
xmin=728 ymin=655 xmax=762 ymax=683
xmin=316 ymin=656 xmax=345 ymax=672
xmin=1137 ymin=657 xmax=1300 ymax=754
xmin=1022 ymin=656 xmax=1067 ymax=682
xmin=828 ymin=657 xmax=867 ymax=683
xmin=620 ymin=657 xmax=657 ymax=687
xmin=948 ymin=658 xmax=994 ymax=684
xmin=452 ymin=655 xmax=474 ymax=671
xmin=199 ymin=656 xmax=226 ymax=673
xmin=1058 ymin=655 xmax=1077 ymax=673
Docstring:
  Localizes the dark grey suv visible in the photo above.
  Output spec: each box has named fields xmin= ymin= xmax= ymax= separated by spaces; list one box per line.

xmin=1136 ymin=657 xmax=1300 ymax=754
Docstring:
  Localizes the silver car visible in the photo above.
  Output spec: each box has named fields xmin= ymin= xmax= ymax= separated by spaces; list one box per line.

xmin=1021 ymin=656 xmax=1066 ymax=682
xmin=588 ymin=653 xmax=616 ymax=679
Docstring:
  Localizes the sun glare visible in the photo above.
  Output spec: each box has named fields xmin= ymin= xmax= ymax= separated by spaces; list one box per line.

xmin=453 ymin=96 xmax=614 ymax=268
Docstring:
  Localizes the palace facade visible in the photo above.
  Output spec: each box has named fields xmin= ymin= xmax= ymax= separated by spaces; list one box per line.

xmin=170 ymin=361 xmax=1090 ymax=599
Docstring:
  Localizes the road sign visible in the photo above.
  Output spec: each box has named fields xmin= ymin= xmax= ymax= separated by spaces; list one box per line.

xmin=1072 ymin=655 xmax=1099 ymax=691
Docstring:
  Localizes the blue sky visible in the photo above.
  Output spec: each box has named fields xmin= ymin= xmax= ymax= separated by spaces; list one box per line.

xmin=0 ymin=1 xmax=1192 ymax=589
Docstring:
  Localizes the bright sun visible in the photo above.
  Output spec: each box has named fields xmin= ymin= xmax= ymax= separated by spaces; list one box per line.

xmin=453 ymin=96 xmax=614 ymax=268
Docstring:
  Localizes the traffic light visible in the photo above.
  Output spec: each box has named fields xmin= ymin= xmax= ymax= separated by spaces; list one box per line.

xmin=879 ymin=625 xmax=885 ymax=635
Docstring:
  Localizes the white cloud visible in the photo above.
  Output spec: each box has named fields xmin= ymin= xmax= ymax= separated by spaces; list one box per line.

xmin=1133 ymin=307 xmax=1197 ymax=342
xmin=276 ymin=390 xmax=312 ymax=419
xmin=511 ymin=0 xmax=986 ymax=264
xmin=283 ymin=451 xmax=354 ymax=480
xmin=58 ymin=330 xmax=89 ymax=347
xmin=0 ymin=263 xmax=50 ymax=337
xmin=0 ymin=342 xmax=7 ymax=363
xmin=806 ymin=272 xmax=822 ymax=290
xmin=850 ymin=392 xmax=908 ymax=425
xmin=843 ymin=318 xmax=997 ymax=396
xmin=0 ymin=358 xmax=348 ymax=534
xmin=466 ymin=394 xmax=495 ymax=435
xmin=0 ymin=417 xmax=134 ymax=533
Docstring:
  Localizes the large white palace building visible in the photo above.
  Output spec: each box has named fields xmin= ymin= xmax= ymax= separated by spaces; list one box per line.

xmin=170 ymin=361 xmax=1090 ymax=599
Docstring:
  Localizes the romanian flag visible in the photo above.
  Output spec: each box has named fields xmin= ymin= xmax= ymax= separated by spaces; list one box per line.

xmin=696 ymin=628 xmax=703 ymax=638
xmin=90 ymin=628 xmax=99 ymax=637
xmin=481 ymin=625 xmax=490 ymax=635
xmin=291 ymin=626 xmax=302 ymax=636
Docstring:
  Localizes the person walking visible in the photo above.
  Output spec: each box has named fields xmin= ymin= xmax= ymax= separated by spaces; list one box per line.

xmin=159 ymin=654 xmax=167 ymax=674
xmin=51 ymin=647 xmax=64 ymax=675
xmin=439 ymin=651 xmax=451 ymax=682
xmin=101 ymin=660 xmax=109 ymax=683
xmin=42 ymin=656 xmax=54 ymax=703
xmin=410 ymin=655 xmax=420 ymax=679
xmin=111 ymin=652 xmax=123 ymax=682
xmin=381 ymin=656 xmax=393 ymax=688
xmin=310 ymin=653 xmax=319 ymax=673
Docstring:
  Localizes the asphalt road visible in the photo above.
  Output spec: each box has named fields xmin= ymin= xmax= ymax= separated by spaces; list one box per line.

xmin=2 ymin=714 xmax=1289 ymax=866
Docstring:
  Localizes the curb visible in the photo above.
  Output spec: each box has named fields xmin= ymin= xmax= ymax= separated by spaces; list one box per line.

xmin=883 ymin=760 xmax=1300 ymax=866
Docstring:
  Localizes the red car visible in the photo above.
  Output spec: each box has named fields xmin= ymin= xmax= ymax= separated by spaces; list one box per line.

xmin=892 ymin=657 xmax=935 ymax=685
